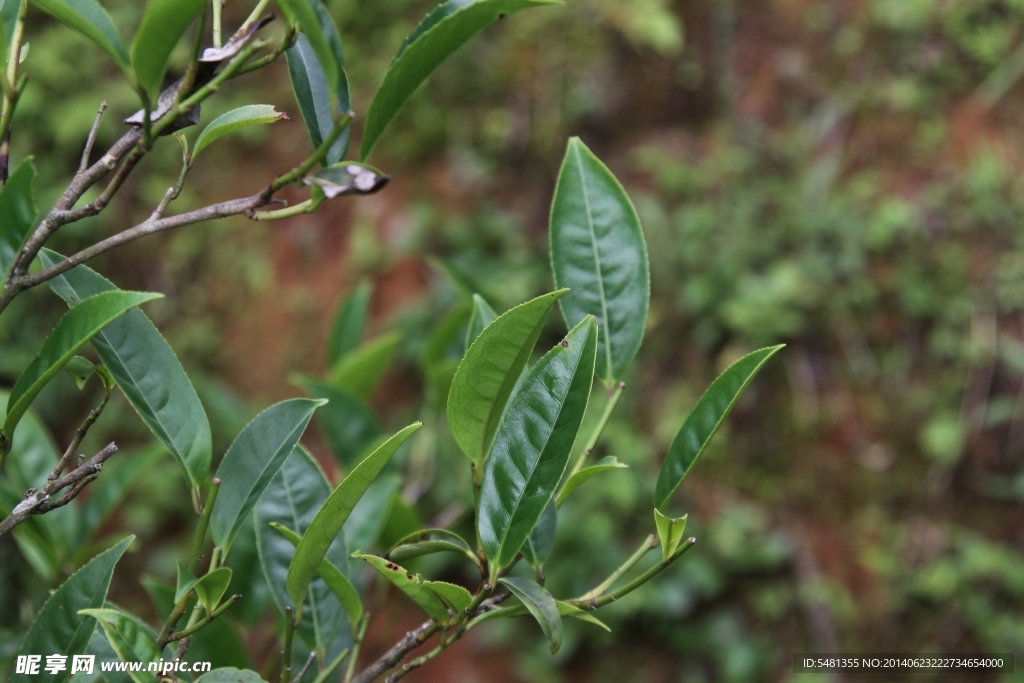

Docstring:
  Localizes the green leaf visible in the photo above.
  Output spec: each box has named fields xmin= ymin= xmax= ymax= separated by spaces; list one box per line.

xmin=278 ymin=0 xmax=340 ymax=117
xmin=79 ymin=608 xmax=159 ymax=683
xmin=303 ymin=162 xmax=390 ymax=199
xmin=194 ymin=567 xmax=233 ymax=612
xmin=327 ymin=280 xmax=371 ymax=366
xmin=30 ymin=0 xmax=130 ymax=72
xmin=270 ymin=522 xmax=363 ymax=630
xmin=653 ymin=345 xmax=784 ymax=511
xmin=86 ymin=630 xmax=134 ymax=683
xmin=284 ymin=0 xmax=351 ymax=164
xmin=327 ymin=332 xmax=400 ymax=398
xmin=211 ymin=398 xmax=326 ymax=555
xmin=195 ymin=670 xmax=268 ymax=683
xmin=2 ymin=291 xmax=161 ymax=450
xmin=191 ymin=105 xmax=289 ymax=161
xmin=286 ymin=423 xmax=421 ymax=607
xmin=654 ymin=509 xmax=687 ymax=561
xmin=342 ymin=472 xmax=401 ymax=552
xmin=386 ymin=528 xmax=478 ymax=566
xmin=479 ymin=317 xmax=597 ymax=571
xmin=468 ymin=599 xmax=609 ymax=633
xmin=254 ymin=447 xmax=349 ymax=653
xmin=79 ymin=446 xmax=163 ymax=541
xmin=63 ymin=356 xmax=95 ymax=389
xmin=10 ymin=537 xmax=133 ymax=683
xmin=175 ymin=562 xmax=232 ymax=613
xmin=447 ymin=289 xmax=567 ymax=467
xmin=425 ymin=581 xmax=472 ymax=614
xmin=40 ymin=251 xmax=212 ymax=507
xmin=360 ymin=0 xmax=560 ymax=161
xmin=555 ymin=455 xmax=627 ymax=507
xmin=0 ymin=158 xmax=37 ymax=279
xmin=521 ymin=500 xmax=556 ymax=572
xmin=131 ymin=0 xmax=207 ymax=98
xmin=465 ymin=293 xmax=497 ymax=348
xmin=550 ymin=137 xmax=650 ymax=385
xmin=350 ymin=552 xmax=451 ymax=622
xmin=496 ymin=576 xmax=562 ymax=654
xmin=293 ymin=377 xmax=381 ymax=466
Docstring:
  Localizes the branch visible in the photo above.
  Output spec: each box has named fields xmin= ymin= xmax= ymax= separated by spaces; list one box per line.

xmin=577 ymin=534 xmax=656 ymax=602
xmin=0 ymin=443 xmax=118 ymax=536
xmin=156 ymin=478 xmax=221 ymax=649
xmin=78 ymin=102 xmax=108 ymax=174
xmin=49 ymin=382 xmax=112 ymax=483
xmin=349 ymin=621 xmax=440 ymax=683
xmin=236 ymin=24 xmax=297 ymax=76
xmin=166 ymin=594 xmax=240 ymax=642
xmin=21 ymin=190 xmax=270 ymax=290
xmin=4 ymin=126 xmax=142 ymax=285
xmin=350 ymin=594 xmax=510 ymax=683
xmin=14 ymin=112 xmax=354 ymax=294
xmin=567 ymin=537 xmax=697 ymax=611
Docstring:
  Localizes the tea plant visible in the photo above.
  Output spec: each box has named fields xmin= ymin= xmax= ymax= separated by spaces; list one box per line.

xmin=0 ymin=1 xmax=780 ymax=682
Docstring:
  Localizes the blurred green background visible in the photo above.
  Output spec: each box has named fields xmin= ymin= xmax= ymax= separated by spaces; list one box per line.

xmin=4 ymin=0 xmax=1024 ymax=681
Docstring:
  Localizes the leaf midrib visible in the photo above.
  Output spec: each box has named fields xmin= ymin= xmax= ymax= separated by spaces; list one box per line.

xmin=493 ymin=338 xmax=588 ymax=558
xmin=572 ymin=144 xmax=613 ymax=381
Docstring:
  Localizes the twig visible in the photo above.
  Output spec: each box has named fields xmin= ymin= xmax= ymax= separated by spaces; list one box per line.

xmin=0 ymin=37 xmax=348 ymax=319
xmin=563 ymin=381 xmax=624 ymax=483
xmin=3 ymin=127 xmax=141 ymax=284
xmin=350 ymin=593 xmax=509 ymax=683
xmin=293 ymin=652 xmax=316 ymax=683
xmin=156 ymin=479 xmax=221 ymax=649
xmin=13 ymin=112 xmax=354 ymax=294
xmin=236 ymin=25 xmax=297 ymax=76
xmin=344 ymin=616 xmax=370 ymax=683
xmin=349 ymin=622 xmax=440 ymax=683
xmin=149 ymin=154 xmax=190 ymax=221
xmin=577 ymin=534 xmax=657 ymax=602
xmin=59 ymin=147 xmax=146 ymax=223
xmin=567 ymin=537 xmax=696 ymax=611
xmin=49 ymin=383 xmax=112 ymax=483
xmin=0 ymin=443 xmax=118 ymax=536
xmin=166 ymin=594 xmax=241 ymax=642
xmin=78 ymin=102 xmax=108 ymax=174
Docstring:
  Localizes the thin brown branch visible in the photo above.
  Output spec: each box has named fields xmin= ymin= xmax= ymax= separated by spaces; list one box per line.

xmin=57 ymin=147 xmax=146 ymax=223
xmin=150 ymin=155 xmax=190 ymax=222
xmin=350 ymin=621 xmax=440 ymax=683
xmin=5 ymin=126 xmax=141 ymax=284
xmin=49 ymin=383 xmax=111 ymax=482
xmin=78 ymin=102 xmax=108 ymax=174
xmin=22 ymin=190 xmax=270 ymax=290
xmin=293 ymin=652 xmax=316 ymax=682
xmin=0 ymin=442 xmax=118 ymax=536
xmin=351 ymin=593 xmax=510 ymax=683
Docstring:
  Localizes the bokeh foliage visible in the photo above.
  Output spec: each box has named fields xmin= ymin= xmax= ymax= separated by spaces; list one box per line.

xmin=5 ymin=0 xmax=1024 ymax=681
